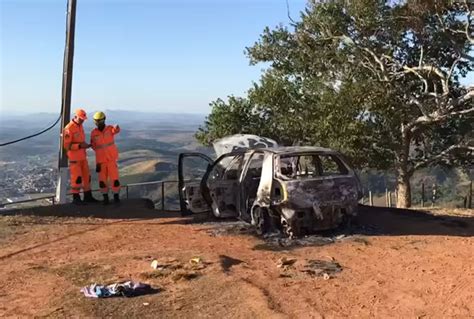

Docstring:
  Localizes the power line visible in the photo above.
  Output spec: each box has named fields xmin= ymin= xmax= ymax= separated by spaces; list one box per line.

xmin=0 ymin=114 xmax=61 ymax=147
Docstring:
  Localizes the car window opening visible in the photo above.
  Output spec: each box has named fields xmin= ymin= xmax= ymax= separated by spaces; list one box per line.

xmin=279 ymin=154 xmax=348 ymax=179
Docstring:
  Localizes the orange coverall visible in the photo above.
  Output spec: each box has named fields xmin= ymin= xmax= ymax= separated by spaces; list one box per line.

xmin=63 ymin=120 xmax=91 ymax=194
xmin=91 ymin=125 xmax=121 ymax=194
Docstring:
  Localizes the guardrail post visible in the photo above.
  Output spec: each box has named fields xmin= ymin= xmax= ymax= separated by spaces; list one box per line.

xmin=421 ymin=182 xmax=425 ymax=207
xmin=126 ymin=186 xmax=129 ymax=199
xmin=468 ymin=180 xmax=472 ymax=209
xmin=52 ymin=196 xmax=55 ymax=205
xmin=161 ymin=181 xmax=165 ymax=211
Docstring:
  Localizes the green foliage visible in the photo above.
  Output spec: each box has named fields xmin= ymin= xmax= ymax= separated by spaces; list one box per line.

xmin=195 ymin=96 xmax=263 ymax=146
xmin=197 ymin=0 xmax=473 ymax=180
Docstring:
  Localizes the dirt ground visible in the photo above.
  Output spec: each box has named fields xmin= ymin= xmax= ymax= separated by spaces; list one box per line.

xmin=0 ymin=200 xmax=473 ymax=318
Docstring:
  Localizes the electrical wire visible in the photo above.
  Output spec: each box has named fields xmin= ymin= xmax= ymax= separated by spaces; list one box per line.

xmin=0 ymin=114 xmax=62 ymax=146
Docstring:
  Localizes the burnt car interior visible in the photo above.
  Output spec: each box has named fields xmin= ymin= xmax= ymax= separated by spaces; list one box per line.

xmin=207 ymin=154 xmax=245 ymax=216
xmin=279 ymin=154 xmax=349 ymax=179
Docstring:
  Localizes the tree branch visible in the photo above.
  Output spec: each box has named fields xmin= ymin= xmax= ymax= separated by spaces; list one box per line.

xmin=362 ymin=48 xmax=389 ymax=81
xmin=402 ymin=65 xmax=448 ymax=95
xmin=412 ymin=143 xmax=474 ymax=171
xmin=411 ymin=105 xmax=474 ymax=128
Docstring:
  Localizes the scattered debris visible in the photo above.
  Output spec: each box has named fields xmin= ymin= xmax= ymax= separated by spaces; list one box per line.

xmin=143 ymin=302 xmax=150 ymax=306
xmin=80 ymin=281 xmax=157 ymax=298
xmin=143 ymin=257 xmax=210 ymax=281
xmin=276 ymin=257 xmax=297 ymax=269
xmin=189 ymin=257 xmax=202 ymax=265
xmin=303 ymin=259 xmax=343 ymax=278
xmin=254 ymin=235 xmax=336 ymax=251
xmin=205 ymin=221 xmax=255 ymax=237
xmin=276 ymin=257 xmax=343 ymax=279
xmin=171 ymin=270 xmax=200 ymax=281
xmin=151 ymin=259 xmax=160 ymax=270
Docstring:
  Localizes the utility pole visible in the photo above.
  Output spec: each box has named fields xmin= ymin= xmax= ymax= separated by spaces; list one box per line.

xmin=56 ymin=0 xmax=77 ymax=204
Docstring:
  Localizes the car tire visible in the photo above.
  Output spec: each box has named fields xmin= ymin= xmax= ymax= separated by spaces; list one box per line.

xmin=253 ymin=207 xmax=272 ymax=235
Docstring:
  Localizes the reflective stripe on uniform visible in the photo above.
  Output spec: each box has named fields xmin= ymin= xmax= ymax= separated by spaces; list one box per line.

xmin=95 ymin=142 xmax=115 ymax=149
xmin=69 ymin=160 xmax=78 ymax=164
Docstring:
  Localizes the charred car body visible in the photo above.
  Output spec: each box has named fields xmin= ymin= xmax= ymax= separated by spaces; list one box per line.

xmin=178 ymin=135 xmax=363 ymax=237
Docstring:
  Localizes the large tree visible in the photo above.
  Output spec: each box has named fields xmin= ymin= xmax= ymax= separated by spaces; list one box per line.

xmin=197 ymin=0 xmax=474 ymax=208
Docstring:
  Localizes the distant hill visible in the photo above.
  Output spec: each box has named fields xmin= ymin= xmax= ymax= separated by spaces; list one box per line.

xmin=0 ymin=110 xmax=206 ymax=130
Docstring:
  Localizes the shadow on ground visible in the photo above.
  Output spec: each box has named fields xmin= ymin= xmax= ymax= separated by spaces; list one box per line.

xmin=163 ymin=205 xmax=474 ymax=237
xmin=3 ymin=201 xmax=474 ymax=239
xmin=356 ymin=205 xmax=474 ymax=237
xmin=157 ymin=205 xmax=474 ymax=251
xmin=0 ymin=199 xmax=180 ymax=219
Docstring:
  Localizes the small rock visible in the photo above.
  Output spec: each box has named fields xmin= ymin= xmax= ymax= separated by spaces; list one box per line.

xmin=143 ymin=302 xmax=150 ymax=306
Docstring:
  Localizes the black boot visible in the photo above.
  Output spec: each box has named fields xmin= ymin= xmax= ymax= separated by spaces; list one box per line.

xmin=113 ymin=193 xmax=120 ymax=204
xmin=83 ymin=190 xmax=99 ymax=203
xmin=103 ymin=194 xmax=109 ymax=205
xmin=72 ymin=193 xmax=84 ymax=205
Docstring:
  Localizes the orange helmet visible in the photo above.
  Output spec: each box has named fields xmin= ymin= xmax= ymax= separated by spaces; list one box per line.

xmin=74 ymin=108 xmax=87 ymax=120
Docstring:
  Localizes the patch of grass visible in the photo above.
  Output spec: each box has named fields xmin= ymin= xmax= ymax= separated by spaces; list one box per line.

xmin=53 ymin=262 xmax=116 ymax=286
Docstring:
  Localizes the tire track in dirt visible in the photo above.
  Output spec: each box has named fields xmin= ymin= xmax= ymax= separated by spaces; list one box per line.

xmin=239 ymin=277 xmax=287 ymax=318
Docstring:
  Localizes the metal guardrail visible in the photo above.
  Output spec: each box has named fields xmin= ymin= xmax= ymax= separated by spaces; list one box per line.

xmin=0 ymin=179 xmax=182 ymax=211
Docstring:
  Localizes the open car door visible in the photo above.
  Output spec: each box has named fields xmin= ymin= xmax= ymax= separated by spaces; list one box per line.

xmin=178 ymin=153 xmax=213 ymax=215
xmin=201 ymin=153 xmax=247 ymax=218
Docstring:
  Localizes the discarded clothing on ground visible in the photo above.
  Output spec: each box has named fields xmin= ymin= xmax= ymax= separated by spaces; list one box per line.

xmin=81 ymin=281 xmax=154 ymax=298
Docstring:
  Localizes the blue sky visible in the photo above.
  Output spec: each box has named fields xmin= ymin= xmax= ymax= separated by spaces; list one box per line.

xmin=1 ymin=0 xmax=306 ymax=114
xmin=1 ymin=0 xmax=473 ymax=116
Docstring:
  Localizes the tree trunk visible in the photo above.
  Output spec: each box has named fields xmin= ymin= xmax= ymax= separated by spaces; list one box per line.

xmin=396 ymin=170 xmax=412 ymax=208
xmin=397 ymin=125 xmax=412 ymax=208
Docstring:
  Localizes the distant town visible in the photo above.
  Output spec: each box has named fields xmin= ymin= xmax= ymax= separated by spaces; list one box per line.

xmin=0 ymin=156 xmax=56 ymax=201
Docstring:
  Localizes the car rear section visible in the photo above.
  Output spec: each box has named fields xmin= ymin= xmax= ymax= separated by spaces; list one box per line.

xmin=269 ymin=150 xmax=361 ymax=237
xmin=274 ymin=177 xmax=360 ymax=236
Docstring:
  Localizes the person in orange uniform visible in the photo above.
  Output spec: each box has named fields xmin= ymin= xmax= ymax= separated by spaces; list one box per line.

xmin=90 ymin=111 xmax=121 ymax=205
xmin=63 ymin=109 xmax=99 ymax=204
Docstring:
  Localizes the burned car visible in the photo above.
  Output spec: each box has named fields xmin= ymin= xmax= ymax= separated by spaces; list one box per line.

xmin=178 ymin=135 xmax=363 ymax=237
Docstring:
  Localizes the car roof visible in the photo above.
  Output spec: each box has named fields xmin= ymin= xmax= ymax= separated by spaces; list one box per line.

xmin=259 ymin=146 xmax=338 ymax=155
xmin=220 ymin=146 xmax=340 ymax=157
